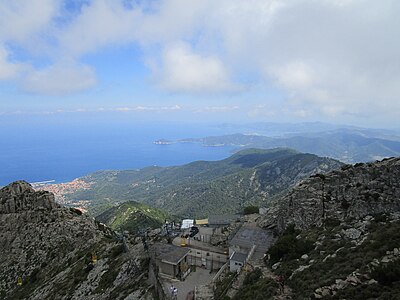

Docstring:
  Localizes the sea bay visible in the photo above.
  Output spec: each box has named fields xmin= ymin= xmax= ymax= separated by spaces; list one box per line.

xmin=0 ymin=115 xmax=234 ymax=186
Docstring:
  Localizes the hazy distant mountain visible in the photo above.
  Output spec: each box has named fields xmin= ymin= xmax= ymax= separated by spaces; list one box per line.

xmin=178 ymin=128 xmax=400 ymax=163
xmin=60 ymin=148 xmax=342 ymax=218
xmin=216 ymin=121 xmax=359 ymax=136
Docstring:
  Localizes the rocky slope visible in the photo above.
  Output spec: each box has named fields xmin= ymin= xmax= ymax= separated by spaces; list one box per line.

xmin=250 ymin=157 xmax=400 ymax=299
xmin=0 ymin=181 xmax=151 ymax=300
xmin=261 ymin=157 xmax=400 ymax=232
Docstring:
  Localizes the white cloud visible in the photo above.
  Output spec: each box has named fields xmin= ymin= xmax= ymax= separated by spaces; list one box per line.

xmin=0 ymin=0 xmax=99 ymax=95
xmin=59 ymin=0 xmax=138 ymax=56
xmin=269 ymin=62 xmax=316 ymax=90
xmin=0 ymin=0 xmax=399 ymax=124
xmin=195 ymin=105 xmax=240 ymax=113
xmin=0 ymin=0 xmax=59 ymax=81
xmin=0 ymin=0 xmax=58 ymax=43
xmin=21 ymin=61 xmax=96 ymax=95
xmin=0 ymin=46 xmax=26 ymax=80
xmin=155 ymin=42 xmax=236 ymax=93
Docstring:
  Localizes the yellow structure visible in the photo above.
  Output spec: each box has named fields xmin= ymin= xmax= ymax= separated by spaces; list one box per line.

xmin=91 ymin=252 xmax=97 ymax=264
xmin=17 ymin=277 xmax=22 ymax=286
xmin=180 ymin=237 xmax=187 ymax=246
xmin=195 ymin=218 xmax=209 ymax=226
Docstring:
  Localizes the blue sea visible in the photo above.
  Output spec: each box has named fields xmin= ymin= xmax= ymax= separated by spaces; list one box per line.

xmin=0 ymin=114 xmax=235 ymax=186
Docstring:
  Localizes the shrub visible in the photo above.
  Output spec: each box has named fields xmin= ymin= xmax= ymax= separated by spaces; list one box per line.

xmin=341 ymin=199 xmax=350 ymax=210
xmin=110 ymin=244 xmax=125 ymax=258
xmin=243 ymin=205 xmax=259 ymax=215
xmin=267 ymin=224 xmax=313 ymax=265
xmin=244 ymin=268 xmax=262 ymax=285
xmin=374 ymin=212 xmax=388 ymax=223
xmin=233 ymin=271 xmax=279 ymax=300
xmin=324 ymin=217 xmax=341 ymax=227
xmin=371 ymin=260 xmax=400 ymax=286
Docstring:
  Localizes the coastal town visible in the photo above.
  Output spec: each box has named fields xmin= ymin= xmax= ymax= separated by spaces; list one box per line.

xmin=32 ymin=178 xmax=93 ymax=212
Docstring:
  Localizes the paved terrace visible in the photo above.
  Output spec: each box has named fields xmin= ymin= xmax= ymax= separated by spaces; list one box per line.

xmin=163 ymin=268 xmax=214 ymax=300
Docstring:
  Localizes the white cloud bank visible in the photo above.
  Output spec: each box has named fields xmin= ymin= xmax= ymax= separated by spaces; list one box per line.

xmin=0 ymin=0 xmax=400 ymax=122
xmin=21 ymin=62 xmax=96 ymax=95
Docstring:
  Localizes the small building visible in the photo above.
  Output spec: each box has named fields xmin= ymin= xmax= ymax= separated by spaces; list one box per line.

xmin=229 ymin=252 xmax=247 ymax=272
xmin=153 ymin=243 xmax=191 ymax=280
xmin=181 ymin=219 xmax=194 ymax=229
xmin=193 ymin=226 xmax=214 ymax=243
xmin=228 ymin=225 xmax=275 ymax=271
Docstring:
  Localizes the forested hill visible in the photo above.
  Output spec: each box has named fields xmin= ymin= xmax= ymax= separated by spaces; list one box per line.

xmin=61 ymin=148 xmax=343 ymax=218
xmin=96 ymin=201 xmax=170 ymax=233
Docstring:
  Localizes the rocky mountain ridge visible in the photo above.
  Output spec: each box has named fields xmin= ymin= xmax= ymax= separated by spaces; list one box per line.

xmin=260 ymin=157 xmax=400 ymax=232
xmin=244 ymin=157 xmax=400 ymax=299
xmin=0 ymin=181 xmax=151 ymax=300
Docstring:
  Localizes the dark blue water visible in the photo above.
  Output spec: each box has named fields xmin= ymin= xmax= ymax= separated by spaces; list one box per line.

xmin=0 ymin=115 xmax=234 ymax=185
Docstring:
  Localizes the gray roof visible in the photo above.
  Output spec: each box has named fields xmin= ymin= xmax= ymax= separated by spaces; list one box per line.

xmin=153 ymin=243 xmax=190 ymax=265
xmin=231 ymin=252 xmax=247 ymax=263
xmin=208 ymin=214 xmax=239 ymax=225
xmin=229 ymin=225 xmax=274 ymax=252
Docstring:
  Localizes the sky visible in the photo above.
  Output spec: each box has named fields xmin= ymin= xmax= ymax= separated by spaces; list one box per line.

xmin=0 ymin=0 xmax=399 ymax=128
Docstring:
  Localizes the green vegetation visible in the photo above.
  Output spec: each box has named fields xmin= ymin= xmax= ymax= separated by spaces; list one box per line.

xmin=267 ymin=224 xmax=314 ymax=265
xmin=268 ymin=219 xmax=400 ymax=300
xmin=371 ymin=260 xmax=400 ymax=286
xmin=232 ymin=269 xmax=279 ymax=300
xmin=214 ymin=272 xmax=237 ymax=299
xmin=66 ymin=148 xmax=342 ymax=218
xmin=243 ymin=205 xmax=259 ymax=215
xmin=96 ymin=201 xmax=170 ymax=233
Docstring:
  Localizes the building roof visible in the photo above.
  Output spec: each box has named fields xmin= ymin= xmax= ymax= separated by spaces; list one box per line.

xmin=208 ymin=214 xmax=239 ymax=226
xmin=230 ymin=251 xmax=247 ymax=263
xmin=153 ymin=243 xmax=190 ymax=265
xmin=229 ymin=225 xmax=274 ymax=251
xmin=181 ymin=219 xmax=194 ymax=229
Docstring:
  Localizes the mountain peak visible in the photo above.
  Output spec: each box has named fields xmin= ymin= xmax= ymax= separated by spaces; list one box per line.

xmin=0 ymin=180 xmax=59 ymax=214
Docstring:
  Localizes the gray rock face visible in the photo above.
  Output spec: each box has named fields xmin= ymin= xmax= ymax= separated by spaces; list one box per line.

xmin=0 ymin=181 xmax=147 ymax=300
xmin=260 ymin=157 xmax=400 ymax=231
xmin=0 ymin=181 xmax=59 ymax=213
xmin=342 ymin=228 xmax=362 ymax=240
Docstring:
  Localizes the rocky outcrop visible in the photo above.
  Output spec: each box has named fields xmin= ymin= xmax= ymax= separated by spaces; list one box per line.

xmin=260 ymin=157 xmax=400 ymax=231
xmin=0 ymin=181 xmax=150 ymax=300
xmin=0 ymin=181 xmax=59 ymax=213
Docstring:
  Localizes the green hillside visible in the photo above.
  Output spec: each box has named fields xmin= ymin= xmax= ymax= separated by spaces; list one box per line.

xmin=64 ymin=148 xmax=343 ymax=218
xmin=96 ymin=201 xmax=169 ymax=233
